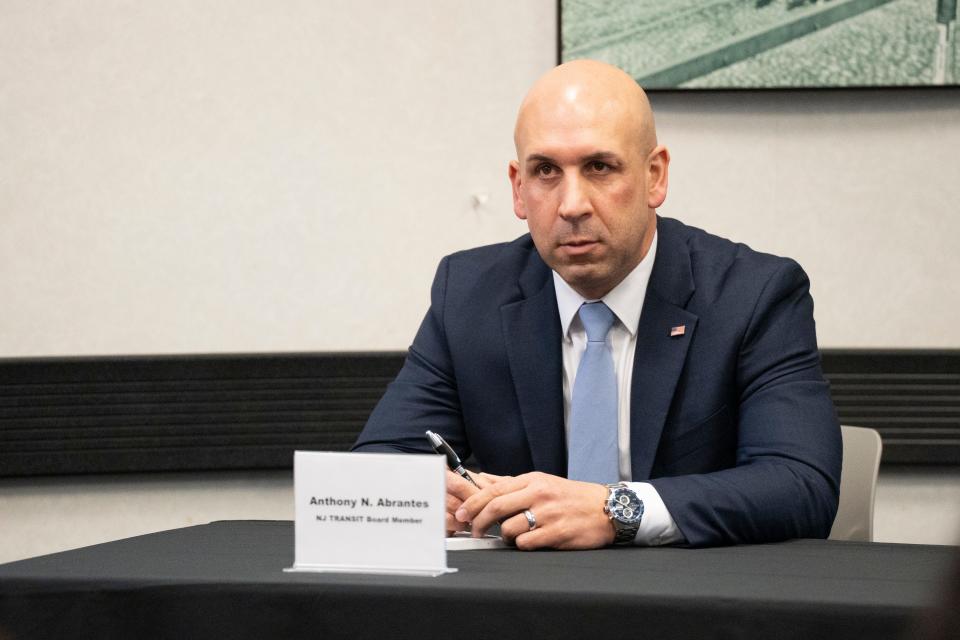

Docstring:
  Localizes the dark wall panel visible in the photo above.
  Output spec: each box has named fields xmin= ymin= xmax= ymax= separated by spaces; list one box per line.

xmin=822 ymin=350 xmax=960 ymax=464
xmin=0 ymin=353 xmax=404 ymax=476
xmin=1 ymin=350 xmax=957 ymax=476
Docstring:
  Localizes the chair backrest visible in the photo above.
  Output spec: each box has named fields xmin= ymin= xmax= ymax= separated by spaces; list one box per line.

xmin=829 ymin=425 xmax=883 ymax=542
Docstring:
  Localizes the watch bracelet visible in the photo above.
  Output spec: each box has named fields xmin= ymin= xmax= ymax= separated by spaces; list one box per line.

xmin=605 ymin=482 xmax=641 ymax=544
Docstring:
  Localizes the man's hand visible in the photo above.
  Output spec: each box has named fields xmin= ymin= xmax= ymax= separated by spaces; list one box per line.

xmin=445 ymin=470 xmax=503 ymax=536
xmin=454 ymin=471 xmax=615 ymax=550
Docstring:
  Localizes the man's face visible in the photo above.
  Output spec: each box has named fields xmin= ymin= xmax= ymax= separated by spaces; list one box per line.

xmin=509 ymin=95 xmax=667 ymax=300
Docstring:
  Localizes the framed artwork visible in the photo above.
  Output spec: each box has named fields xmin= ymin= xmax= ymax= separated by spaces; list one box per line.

xmin=559 ymin=0 xmax=959 ymax=89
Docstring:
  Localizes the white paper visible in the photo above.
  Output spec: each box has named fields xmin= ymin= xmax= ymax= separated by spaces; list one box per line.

xmin=446 ymin=533 xmax=507 ymax=550
xmin=285 ymin=450 xmax=455 ymax=577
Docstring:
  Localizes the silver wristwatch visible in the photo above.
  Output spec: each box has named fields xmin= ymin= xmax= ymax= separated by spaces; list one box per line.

xmin=604 ymin=483 xmax=644 ymax=544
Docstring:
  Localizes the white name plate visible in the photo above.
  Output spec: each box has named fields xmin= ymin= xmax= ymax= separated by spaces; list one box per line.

xmin=285 ymin=450 xmax=455 ymax=577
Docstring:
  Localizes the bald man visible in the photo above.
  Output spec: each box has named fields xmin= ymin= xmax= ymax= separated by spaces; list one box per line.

xmin=353 ymin=61 xmax=841 ymax=549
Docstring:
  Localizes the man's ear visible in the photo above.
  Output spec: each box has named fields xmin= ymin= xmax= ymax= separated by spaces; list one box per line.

xmin=508 ymin=160 xmax=527 ymax=220
xmin=646 ymin=145 xmax=670 ymax=209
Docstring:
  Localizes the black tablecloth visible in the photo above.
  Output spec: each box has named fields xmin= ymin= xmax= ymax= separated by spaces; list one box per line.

xmin=0 ymin=520 xmax=952 ymax=640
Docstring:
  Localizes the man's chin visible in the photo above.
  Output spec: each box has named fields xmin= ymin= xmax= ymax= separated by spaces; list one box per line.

xmin=555 ymin=266 xmax=612 ymax=299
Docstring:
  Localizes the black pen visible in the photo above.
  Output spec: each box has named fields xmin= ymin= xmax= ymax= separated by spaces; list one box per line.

xmin=426 ymin=430 xmax=480 ymax=489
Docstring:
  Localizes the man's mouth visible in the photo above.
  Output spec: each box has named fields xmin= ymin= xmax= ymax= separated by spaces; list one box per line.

xmin=559 ymin=239 xmax=600 ymax=255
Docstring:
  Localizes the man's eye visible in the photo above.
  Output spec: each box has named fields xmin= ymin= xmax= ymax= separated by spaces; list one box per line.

xmin=588 ymin=161 xmax=610 ymax=173
xmin=536 ymin=164 xmax=557 ymax=177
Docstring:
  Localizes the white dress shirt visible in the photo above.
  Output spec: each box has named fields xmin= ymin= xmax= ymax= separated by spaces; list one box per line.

xmin=552 ymin=231 xmax=685 ymax=546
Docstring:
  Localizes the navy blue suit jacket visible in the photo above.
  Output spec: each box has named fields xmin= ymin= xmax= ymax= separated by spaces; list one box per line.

xmin=353 ymin=216 xmax=841 ymax=546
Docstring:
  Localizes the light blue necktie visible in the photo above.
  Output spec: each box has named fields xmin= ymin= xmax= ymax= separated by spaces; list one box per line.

xmin=567 ymin=301 xmax=619 ymax=484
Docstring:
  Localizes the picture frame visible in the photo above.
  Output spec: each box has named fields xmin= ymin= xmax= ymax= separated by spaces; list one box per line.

xmin=559 ymin=0 xmax=959 ymax=90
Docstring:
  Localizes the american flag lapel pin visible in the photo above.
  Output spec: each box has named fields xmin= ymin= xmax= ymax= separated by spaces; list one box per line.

xmin=669 ymin=325 xmax=686 ymax=338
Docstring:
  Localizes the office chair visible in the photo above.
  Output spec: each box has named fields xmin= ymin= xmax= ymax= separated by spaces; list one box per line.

xmin=829 ymin=425 xmax=883 ymax=542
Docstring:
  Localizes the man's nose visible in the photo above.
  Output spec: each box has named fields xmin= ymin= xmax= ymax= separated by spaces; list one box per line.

xmin=557 ymin=174 xmax=591 ymax=221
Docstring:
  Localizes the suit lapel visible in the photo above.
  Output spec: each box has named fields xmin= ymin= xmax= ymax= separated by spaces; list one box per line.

xmin=501 ymin=255 xmax=566 ymax=476
xmin=630 ymin=218 xmax=699 ymax=481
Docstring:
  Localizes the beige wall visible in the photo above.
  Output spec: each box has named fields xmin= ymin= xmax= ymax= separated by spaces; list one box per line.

xmin=0 ymin=472 xmax=294 ymax=565
xmin=1 ymin=467 xmax=958 ymax=565
xmin=1 ymin=1 xmax=958 ymax=561
xmin=0 ymin=0 xmax=555 ymax=355
xmin=2 ymin=1 xmax=959 ymax=356
xmin=653 ymin=88 xmax=960 ymax=348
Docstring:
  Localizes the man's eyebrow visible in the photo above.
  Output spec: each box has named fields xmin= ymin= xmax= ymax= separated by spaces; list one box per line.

xmin=525 ymin=153 xmax=556 ymax=164
xmin=523 ymin=151 xmax=622 ymax=164
xmin=582 ymin=151 xmax=622 ymax=163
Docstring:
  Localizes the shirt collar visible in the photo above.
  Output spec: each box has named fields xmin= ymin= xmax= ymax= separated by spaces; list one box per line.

xmin=553 ymin=231 xmax=657 ymax=339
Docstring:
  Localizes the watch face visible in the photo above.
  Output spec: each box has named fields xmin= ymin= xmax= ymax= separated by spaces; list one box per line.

xmin=608 ymin=488 xmax=644 ymax=524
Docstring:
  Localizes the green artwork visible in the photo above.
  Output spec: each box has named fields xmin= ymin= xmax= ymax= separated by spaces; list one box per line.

xmin=561 ymin=0 xmax=959 ymax=89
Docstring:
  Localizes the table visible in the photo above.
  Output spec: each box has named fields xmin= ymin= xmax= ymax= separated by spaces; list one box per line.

xmin=0 ymin=521 xmax=952 ymax=639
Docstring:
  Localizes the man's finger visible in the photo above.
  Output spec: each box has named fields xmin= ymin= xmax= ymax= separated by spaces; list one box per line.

xmin=498 ymin=511 xmax=536 ymax=545
xmin=477 ymin=472 xmax=508 ymax=484
xmin=445 ymin=493 xmax=463 ymax=514
xmin=469 ymin=487 xmax=535 ymax=535
xmin=456 ymin=473 xmax=531 ymax=523
xmin=446 ymin=512 xmax=469 ymax=536
xmin=513 ymin=526 xmax=553 ymax=551
xmin=446 ymin=469 xmax=480 ymax=501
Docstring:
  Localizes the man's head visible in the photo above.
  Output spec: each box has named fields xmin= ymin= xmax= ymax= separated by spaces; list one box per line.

xmin=509 ymin=60 xmax=669 ymax=300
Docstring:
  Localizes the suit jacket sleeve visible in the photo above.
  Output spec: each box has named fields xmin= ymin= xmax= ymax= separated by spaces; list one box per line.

xmin=352 ymin=256 xmax=470 ymax=458
xmin=649 ymin=258 xmax=841 ymax=546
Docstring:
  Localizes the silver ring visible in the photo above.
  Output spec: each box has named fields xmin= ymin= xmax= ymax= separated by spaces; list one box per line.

xmin=523 ymin=509 xmax=537 ymax=531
